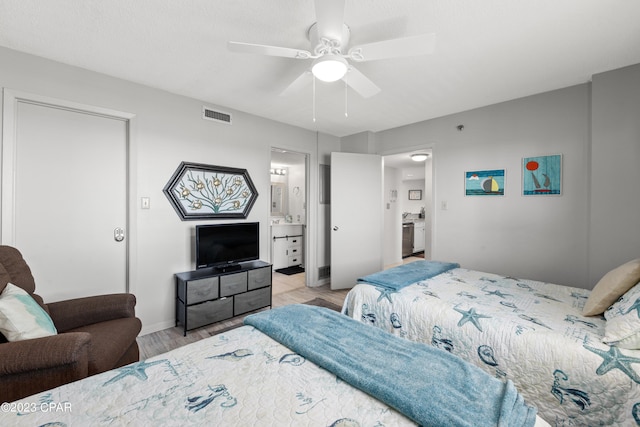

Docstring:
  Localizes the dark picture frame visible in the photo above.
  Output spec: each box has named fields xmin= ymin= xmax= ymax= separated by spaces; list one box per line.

xmin=163 ymin=162 xmax=258 ymax=220
xmin=408 ymin=189 xmax=422 ymax=200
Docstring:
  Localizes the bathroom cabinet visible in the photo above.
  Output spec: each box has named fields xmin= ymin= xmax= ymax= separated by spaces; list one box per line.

xmin=413 ymin=221 xmax=425 ymax=253
xmin=271 ymin=224 xmax=304 ymax=269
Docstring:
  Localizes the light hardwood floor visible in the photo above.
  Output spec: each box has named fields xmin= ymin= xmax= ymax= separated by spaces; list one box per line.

xmin=136 ymin=271 xmax=349 ymax=359
xmin=137 ymin=256 xmax=422 ymax=360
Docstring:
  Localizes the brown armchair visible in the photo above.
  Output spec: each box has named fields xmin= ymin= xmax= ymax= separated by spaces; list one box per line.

xmin=0 ymin=245 xmax=142 ymax=402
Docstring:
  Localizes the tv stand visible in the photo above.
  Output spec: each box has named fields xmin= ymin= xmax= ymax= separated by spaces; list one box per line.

xmin=175 ymin=260 xmax=272 ymax=336
xmin=215 ymin=263 xmax=242 ymax=273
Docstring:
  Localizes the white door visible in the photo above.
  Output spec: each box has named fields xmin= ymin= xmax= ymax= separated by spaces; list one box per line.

xmin=330 ymin=152 xmax=383 ymax=290
xmin=2 ymin=92 xmax=129 ymax=302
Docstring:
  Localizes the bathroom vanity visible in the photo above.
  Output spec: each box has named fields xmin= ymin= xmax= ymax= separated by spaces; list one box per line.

xmin=271 ymin=223 xmax=304 ymax=270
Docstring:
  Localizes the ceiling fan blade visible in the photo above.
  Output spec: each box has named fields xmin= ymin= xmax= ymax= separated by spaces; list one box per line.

xmin=314 ymin=0 xmax=346 ymax=42
xmin=343 ymin=65 xmax=381 ymax=98
xmin=348 ymin=33 xmax=436 ymax=62
xmin=228 ymin=41 xmax=312 ymax=59
xmin=279 ymin=71 xmax=312 ymax=97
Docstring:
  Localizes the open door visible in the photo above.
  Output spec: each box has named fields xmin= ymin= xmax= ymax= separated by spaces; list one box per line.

xmin=330 ymin=152 xmax=383 ymax=290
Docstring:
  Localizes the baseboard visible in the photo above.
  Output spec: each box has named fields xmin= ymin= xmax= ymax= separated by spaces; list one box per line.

xmin=139 ymin=319 xmax=176 ymax=337
xmin=309 ymin=277 xmax=330 ymax=287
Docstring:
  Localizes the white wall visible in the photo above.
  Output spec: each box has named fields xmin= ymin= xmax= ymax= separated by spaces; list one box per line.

xmin=424 ymin=157 xmax=433 ymax=260
xmin=341 ymin=131 xmax=375 ymax=154
xmin=383 ymin=166 xmax=401 ymax=266
xmin=375 ymin=84 xmax=592 ymax=288
xmin=287 ymin=164 xmax=306 ymax=224
xmin=400 ymin=179 xmax=426 ymax=216
xmin=0 ymin=46 xmax=327 ymax=333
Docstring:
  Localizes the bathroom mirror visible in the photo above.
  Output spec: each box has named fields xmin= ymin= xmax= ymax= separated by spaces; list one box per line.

xmin=270 ymin=183 xmax=287 ymax=217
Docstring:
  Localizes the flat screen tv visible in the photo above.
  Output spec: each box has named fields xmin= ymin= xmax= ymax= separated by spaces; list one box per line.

xmin=196 ymin=222 xmax=259 ymax=269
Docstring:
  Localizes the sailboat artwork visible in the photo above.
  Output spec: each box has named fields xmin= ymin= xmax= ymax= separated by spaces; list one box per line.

xmin=522 ymin=154 xmax=562 ymax=196
xmin=465 ymin=169 xmax=505 ymax=196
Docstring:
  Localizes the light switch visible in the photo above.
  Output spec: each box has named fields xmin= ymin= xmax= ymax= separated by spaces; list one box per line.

xmin=441 ymin=200 xmax=448 ymax=210
xmin=141 ymin=197 xmax=150 ymax=209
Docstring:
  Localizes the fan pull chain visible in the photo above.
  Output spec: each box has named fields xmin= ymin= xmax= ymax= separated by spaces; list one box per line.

xmin=312 ymin=75 xmax=316 ymax=123
xmin=344 ymin=74 xmax=349 ymax=118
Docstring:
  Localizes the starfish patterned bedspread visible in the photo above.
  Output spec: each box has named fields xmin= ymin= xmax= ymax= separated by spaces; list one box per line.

xmin=357 ymin=260 xmax=460 ymax=291
xmin=1 ymin=325 xmax=419 ymax=426
xmin=343 ymin=267 xmax=640 ymax=426
xmin=245 ymin=305 xmax=539 ymax=427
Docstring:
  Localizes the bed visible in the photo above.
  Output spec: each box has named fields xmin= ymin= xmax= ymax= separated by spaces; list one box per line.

xmin=0 ymin=304 xmax=547 ymax=427
xmin=342 ymin=259 xmax=640 ymax=426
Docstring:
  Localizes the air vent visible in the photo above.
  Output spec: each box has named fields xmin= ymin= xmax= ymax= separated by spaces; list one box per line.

xmin=202 ymin=106 xmax=232 ymax=124
xmin=318 ymin=265 xmax=330 ymax=279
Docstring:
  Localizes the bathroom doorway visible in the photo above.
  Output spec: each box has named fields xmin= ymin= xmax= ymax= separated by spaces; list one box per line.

xmin=269 ymin=148 xmax=308 ymax=286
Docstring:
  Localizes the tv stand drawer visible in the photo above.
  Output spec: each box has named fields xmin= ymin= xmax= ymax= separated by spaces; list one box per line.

xmin=220 ymin=272 xmax=248 ymax=296
xmin=234 ymin=286 xmax=271 ymax=315
xmin=176 ymin=261 xmax=272 ymax=336
xmin=181 ymin=277 xmax=218 ymax=304
xmin=186 ymin=298 xmax=233 ymax=330
xmin=248 ymin=266 xmax=271 ymax=290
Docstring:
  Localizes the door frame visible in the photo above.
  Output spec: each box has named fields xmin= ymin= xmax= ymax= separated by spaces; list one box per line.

xmin=380 ymin=144 xmax=435 ymax=263
xmin=1 ymin=88 xmax=137 ymax=292
xmin=269 ymin=147 xmax=311 ymax=285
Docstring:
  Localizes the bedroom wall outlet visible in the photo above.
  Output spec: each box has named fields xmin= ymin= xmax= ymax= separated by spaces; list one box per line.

xmin=141 ymin=197 xmax=150 ymax=209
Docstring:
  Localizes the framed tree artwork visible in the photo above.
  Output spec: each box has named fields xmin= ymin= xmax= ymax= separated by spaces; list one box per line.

xmin=163 ymin=162 xmax=258 ymax=220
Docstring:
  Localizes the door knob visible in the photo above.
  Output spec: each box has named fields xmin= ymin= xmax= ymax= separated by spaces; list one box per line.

xmin=333 ymin=226 xmax=339 ymax=231
xmin=114 ymin=227 xmax=125 ymax=242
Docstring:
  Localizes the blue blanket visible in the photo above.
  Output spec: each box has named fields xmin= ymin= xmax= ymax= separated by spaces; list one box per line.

xmin=357 ymin=260 xmax=460 ymax=290
xmin=244 ymin=305 xmax=537 ymax=427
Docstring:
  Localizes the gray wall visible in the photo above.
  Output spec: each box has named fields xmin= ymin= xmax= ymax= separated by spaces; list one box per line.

xmin=0 ymin=46 xmax=329 ymax=333
xmin=2 ymin=44 xmax=637 ymax=335
xmin=375 ymin=71 xmax=639 ymax=289
xmin=590 ymin=64 xmax=640 ymax=284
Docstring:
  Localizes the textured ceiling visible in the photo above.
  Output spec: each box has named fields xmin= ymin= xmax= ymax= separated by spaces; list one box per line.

xmin=1 ymin=0 xmax=639 ymax=138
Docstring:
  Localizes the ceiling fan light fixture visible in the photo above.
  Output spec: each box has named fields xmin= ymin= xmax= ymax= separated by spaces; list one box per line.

xmin=411 ymin=153 xmax=430 ymax=162
xmin=312 ymin=54 xmax=348 ymax=82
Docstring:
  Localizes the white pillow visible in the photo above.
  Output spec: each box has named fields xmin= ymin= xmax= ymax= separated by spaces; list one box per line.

xmin=0 ymin=283 xmax=57 ymax=341
xmin=603 ymin=281 xmax=640 ymax=349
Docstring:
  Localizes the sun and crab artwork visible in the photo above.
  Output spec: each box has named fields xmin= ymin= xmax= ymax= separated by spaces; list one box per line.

xmin=464 ymin=169 xmax=505 ymax=196
xmin=522 ymin=154 xmax=562 ymax=196
xmin=163 ymin=162 xmax=258 ymax=220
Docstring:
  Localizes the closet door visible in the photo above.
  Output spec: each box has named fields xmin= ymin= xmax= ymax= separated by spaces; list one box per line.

xmin=2 ymin=92 xmax=130 ymax=302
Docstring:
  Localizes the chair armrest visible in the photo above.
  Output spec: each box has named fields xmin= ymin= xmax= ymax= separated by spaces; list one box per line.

xmin=0 ymin=333 xmax=90 ymax=402
xmin=48 ymin=293 xmax=137 ymax=332
xmin=0 ymin=332 xmax=90 ymax=375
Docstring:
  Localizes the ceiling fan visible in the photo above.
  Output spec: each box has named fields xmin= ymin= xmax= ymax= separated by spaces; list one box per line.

xmin=227 ymin=0 xmax=435 ymax=98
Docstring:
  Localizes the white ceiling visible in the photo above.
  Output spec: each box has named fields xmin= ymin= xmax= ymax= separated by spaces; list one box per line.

xmin=384 ymin=150 xmax=431 ymax=180
xmin=1 ymin=1 xmax=639 ymax=138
